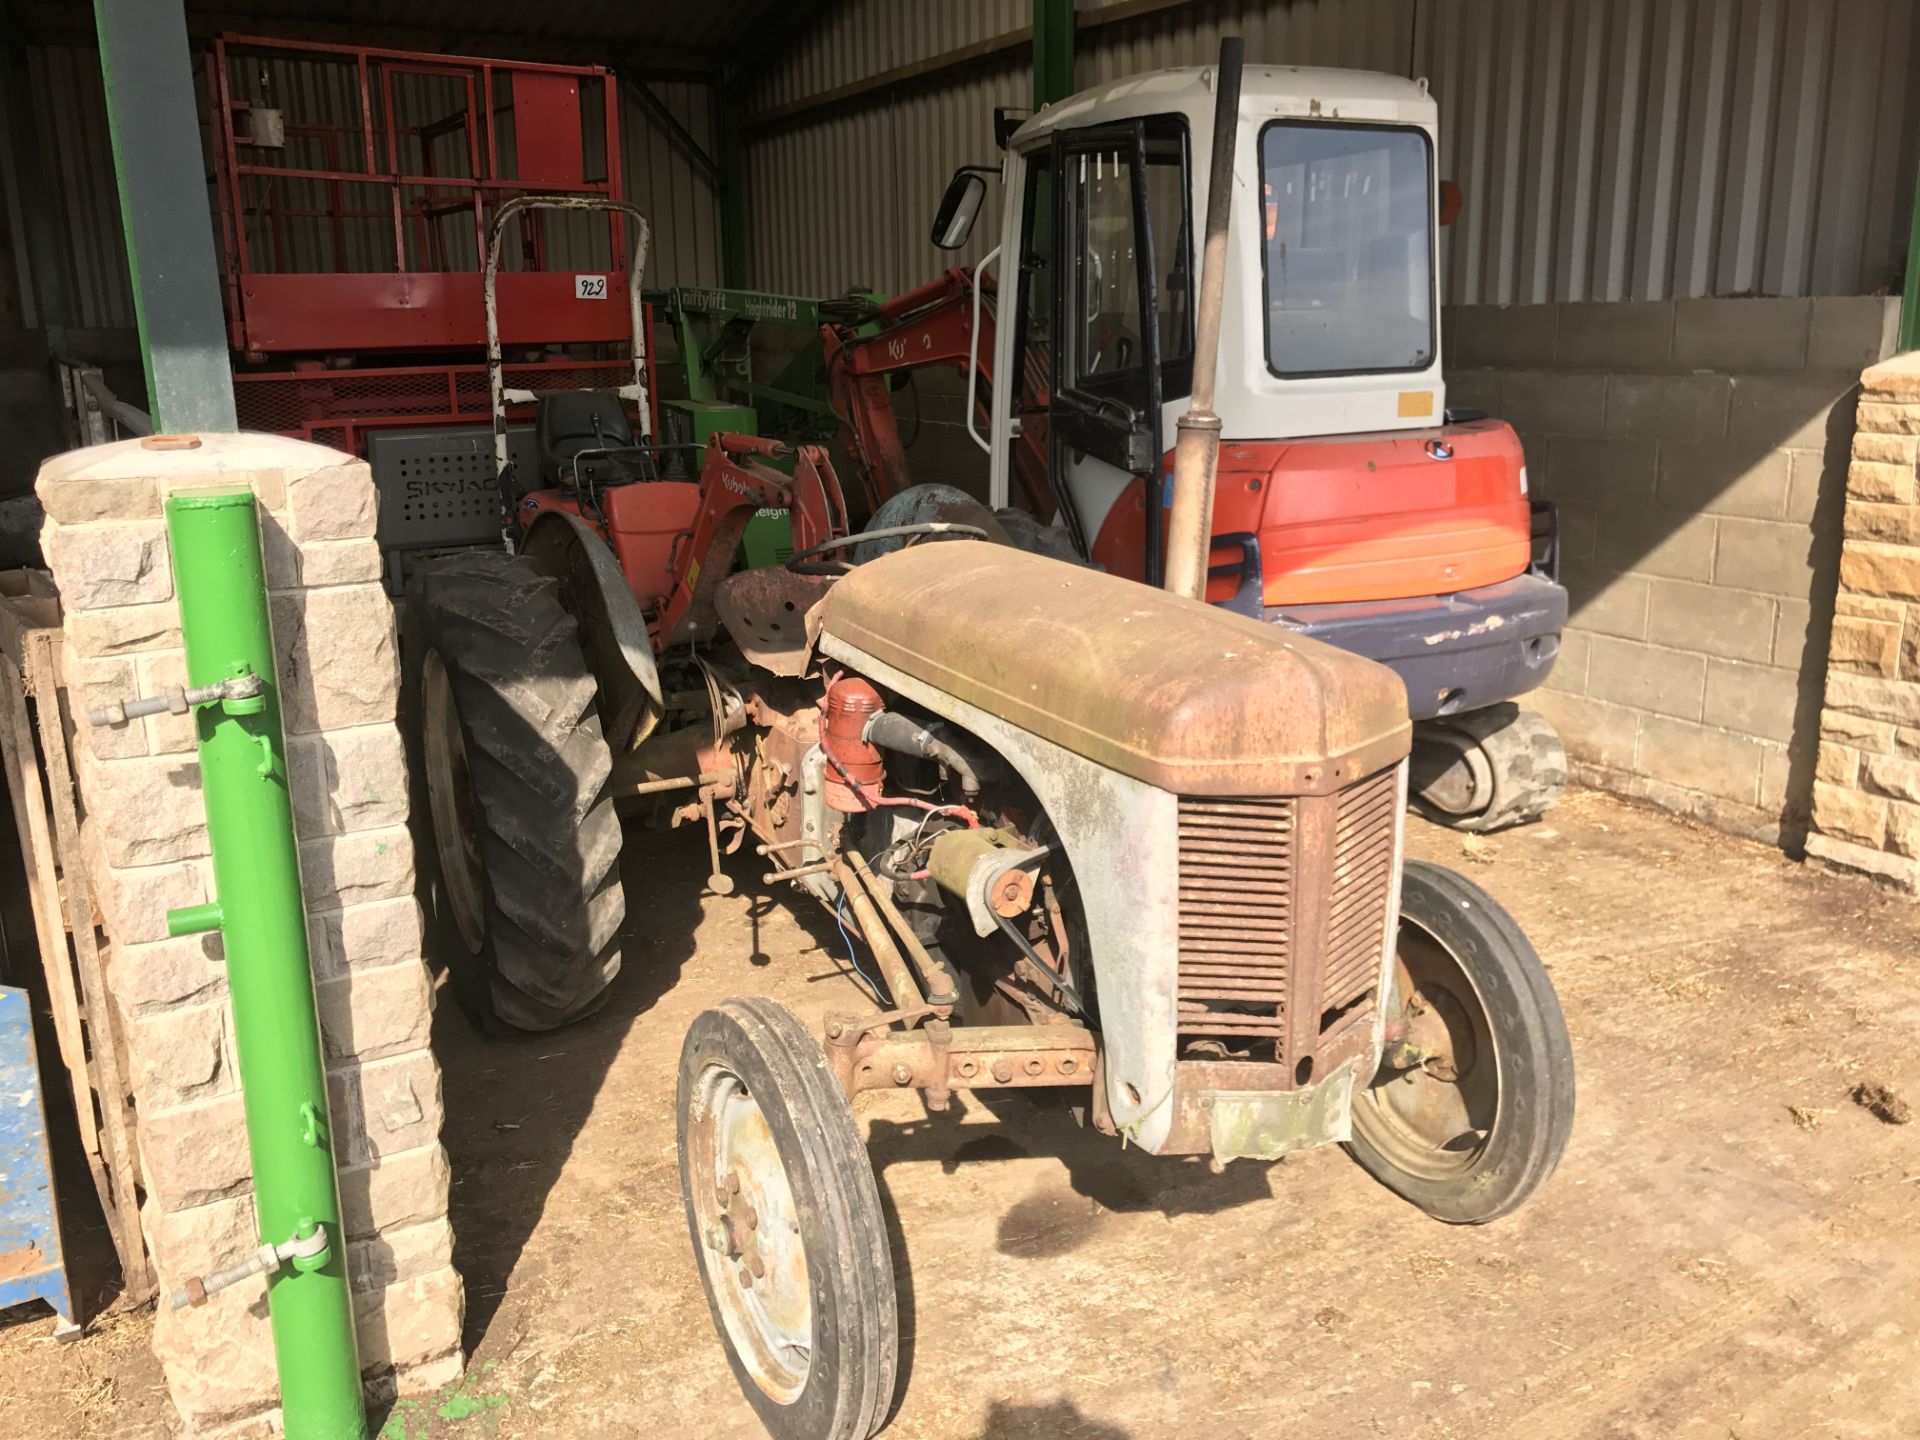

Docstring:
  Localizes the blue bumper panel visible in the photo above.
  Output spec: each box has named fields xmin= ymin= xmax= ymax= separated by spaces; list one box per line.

xmin=1267 ymin=574 xmax=1568 ymax=722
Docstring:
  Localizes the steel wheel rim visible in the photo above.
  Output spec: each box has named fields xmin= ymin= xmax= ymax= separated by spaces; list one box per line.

xmin=689 ymin=1062 xmax=814 ymax=1403
xmin=1354 ymin=916 xmax=1500 ymax=1179
xmin=420 ymin=650 xmax=487 ymax=954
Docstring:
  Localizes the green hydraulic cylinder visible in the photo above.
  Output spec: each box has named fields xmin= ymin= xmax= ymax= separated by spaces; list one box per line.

xmin=163 ymin=487 xmax=366 ymax=1440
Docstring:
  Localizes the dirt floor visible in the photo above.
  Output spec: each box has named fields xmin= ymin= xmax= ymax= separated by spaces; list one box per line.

xmin=9 ymin=786 xmax=1920 ymax=1440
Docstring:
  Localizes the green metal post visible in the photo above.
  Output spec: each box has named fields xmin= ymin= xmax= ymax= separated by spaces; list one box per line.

xmin=1902 ymin=160 xmax=1920 ymax=354
xmin=717 ymin=69 xmax=750 ymax=289
xmin=1032 ymin=0 xmax=1077 ymax=109
xmin=93 ymin=0 xmax=237 ymax=432
xmin=164 ymin=488 xmax=365 ymax=1440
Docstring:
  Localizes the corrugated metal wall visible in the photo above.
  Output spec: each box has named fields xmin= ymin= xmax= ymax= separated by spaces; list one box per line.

xmin=1420 ymin=0 xmax=1920 ymax=303
xmin=28 ymin=46 xmax=135 ymax=330
xmin=21 ymin=43 xmax=722 ymax=334
xmin=621 ymin=81 xmax=724 ymax=289
xmin=745 ymin=0 xmax=1920 ymax=303
xmin=22 ymin=3 xmax=1920 ymax=327
xmin=1078 ymin=0 xmax=1412 ymax=83
xmin=744 ymin=0 xmax=1032 ymax=296
xmin=754 ymin=1 xmax=1031 ymax=110
xmin=744 ymin=62 xmax=1027 ymax=296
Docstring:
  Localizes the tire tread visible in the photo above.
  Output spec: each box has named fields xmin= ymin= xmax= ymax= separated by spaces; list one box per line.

xmin=401 ymin=551 xmax=624 ymax=1031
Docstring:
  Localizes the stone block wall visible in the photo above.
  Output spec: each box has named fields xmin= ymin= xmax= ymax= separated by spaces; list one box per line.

xmin=35 ymin=434 xmax=463 ymax=1434
xmin=1806 ymin=352 xmax=1920 ymax=890
xmin=1446 ymin=295 xmax=1903 ymax=845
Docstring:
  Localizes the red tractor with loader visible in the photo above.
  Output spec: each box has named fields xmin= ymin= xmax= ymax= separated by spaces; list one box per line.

xmin=399 ymin=44 xmax=1575 ymax=1440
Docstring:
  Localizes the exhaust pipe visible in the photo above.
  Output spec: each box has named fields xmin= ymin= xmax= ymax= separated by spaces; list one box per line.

xmin=1162 ymin=35 xmax=1244 ymax=602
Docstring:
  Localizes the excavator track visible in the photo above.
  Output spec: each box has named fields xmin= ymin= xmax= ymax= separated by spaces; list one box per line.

xmin=1408 ymin=703 xmax=1566 ymax=834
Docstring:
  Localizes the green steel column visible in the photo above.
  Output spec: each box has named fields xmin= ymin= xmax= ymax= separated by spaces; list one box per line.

xmin=1903 ymin=159 xmax=1920 ymax=354
xmin=1032 ymin=0 xmax=1077 ymax=108
xmin=165 ymin=488 xmax=365 ymax=1440
xmin=93 ymin=0 xmax=237 ymax=431
xmin=717 ymin=68 xmax=750 ymax=289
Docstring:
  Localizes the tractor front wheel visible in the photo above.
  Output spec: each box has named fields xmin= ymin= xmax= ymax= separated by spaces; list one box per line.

xmin=401 ymin=551 xmax=625 ymax=1031
xmin=1346 ymin=860 xmax=1574 ymax=1223
xmin=679 ymin=998 xmax=897 ymax=1440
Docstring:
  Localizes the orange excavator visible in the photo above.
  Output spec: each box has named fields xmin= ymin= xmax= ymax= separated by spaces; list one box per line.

xmin=815 ymin=67 xmax=1567 ymax=833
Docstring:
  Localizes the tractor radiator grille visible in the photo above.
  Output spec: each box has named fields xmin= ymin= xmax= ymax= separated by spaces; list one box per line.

xmin=1175 ymin=765 xmax=1401 ymax=1073
xmin=1319 ymin=767 xmax=1401 ymax=1042
xmin=1174 ymin=796 xmax=1296 ymax=1042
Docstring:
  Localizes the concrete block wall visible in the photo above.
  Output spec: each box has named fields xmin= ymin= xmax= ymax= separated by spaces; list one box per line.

xmin=1446 ymin=296 xmax=1903 ymax=845
xmin=1806 ymin=352 xmax=1920 ymax=890
xmin=34 ymin=434 xmax=462 ymax=1434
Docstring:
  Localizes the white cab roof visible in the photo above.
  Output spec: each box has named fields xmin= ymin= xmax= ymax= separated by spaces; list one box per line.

xmin=1014 ymin=65 xmax=1437 ymax=146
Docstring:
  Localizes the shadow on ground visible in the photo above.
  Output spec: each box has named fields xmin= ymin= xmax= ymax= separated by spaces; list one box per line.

xmin=863 ymin=1090 xmax=1281 ymax=1422
xmin=434 ymin=822 xmax=707 ymax=1351
xmin=973 ymin=1398 xmax=1132 ymax=1439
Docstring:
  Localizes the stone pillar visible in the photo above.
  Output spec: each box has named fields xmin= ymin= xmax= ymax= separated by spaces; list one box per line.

xmin=35 ymin=434 xmax=463 ymax=1434
xmin=1808 ymin=352 xmax=1920 ymax=890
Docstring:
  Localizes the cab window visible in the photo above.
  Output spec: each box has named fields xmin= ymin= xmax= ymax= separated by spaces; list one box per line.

xmin=1259 ymin=121 xmax=1435 ymax=377
xmin=1060 ymin=116 xmax=1193 ymax=406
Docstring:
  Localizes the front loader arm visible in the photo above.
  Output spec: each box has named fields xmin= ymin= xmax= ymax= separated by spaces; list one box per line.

xmin=652 ymin=434 xmax=849 ymax=650
xmin=820 ymin=267 xmax=1051 ymax=520
xmin=821 ymin=268 xmax=995 ymax=510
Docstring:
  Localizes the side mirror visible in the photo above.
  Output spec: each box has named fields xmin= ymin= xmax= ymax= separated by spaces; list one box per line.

xmin=993 ymin=107 xmax=1030 ymax=151
xmin=930 ymin=169 xmax=989 ymax=250
xmin=1438 ymin=179 xmax=1464 ymax=227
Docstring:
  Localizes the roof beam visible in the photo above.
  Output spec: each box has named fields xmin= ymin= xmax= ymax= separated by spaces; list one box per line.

xmin=743 ymin=25 xmax=1030 ymax=134
xmin=19 ymin=3 xmax=720 ymax=79
xmin=616 ymin=70 xmax=721 ymax=185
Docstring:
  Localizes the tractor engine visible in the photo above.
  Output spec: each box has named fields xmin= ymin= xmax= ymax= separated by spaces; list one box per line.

xmin=783 ymin=539 xmax=1413 ymax=1159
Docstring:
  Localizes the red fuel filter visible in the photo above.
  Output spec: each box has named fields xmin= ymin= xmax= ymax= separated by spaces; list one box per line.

xmin=822 ymin=677 xmax=885 ymax=812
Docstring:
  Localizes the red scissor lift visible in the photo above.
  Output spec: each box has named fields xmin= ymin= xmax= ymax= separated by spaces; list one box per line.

xmin=206 ymin=33 xmax=659 ymax=455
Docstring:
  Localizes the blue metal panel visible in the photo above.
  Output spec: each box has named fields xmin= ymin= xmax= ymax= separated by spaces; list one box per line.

xmin=0 ymin=985 xmax=76 ymax=1335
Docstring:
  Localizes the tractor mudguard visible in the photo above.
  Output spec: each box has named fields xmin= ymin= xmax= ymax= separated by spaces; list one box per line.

xmin=521 ymin=509 xmax=665 ymax=752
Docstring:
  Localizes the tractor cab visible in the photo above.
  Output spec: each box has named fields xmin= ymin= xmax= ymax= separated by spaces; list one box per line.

xmin=933 ymin=64 xmax=1568 ymax=830
xmin=943 ymin=66 xmax=1536 ymax=601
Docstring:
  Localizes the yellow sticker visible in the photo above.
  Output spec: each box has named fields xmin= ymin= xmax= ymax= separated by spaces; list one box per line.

xmin=687 ymin=557 xmax=701 ymax=588
xmin=1398 ymin=390 xmax=1435 ymax=418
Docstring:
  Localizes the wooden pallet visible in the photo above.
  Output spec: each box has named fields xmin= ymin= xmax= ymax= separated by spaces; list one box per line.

xmin=0 ymin=571 xmax=150 ymax=1305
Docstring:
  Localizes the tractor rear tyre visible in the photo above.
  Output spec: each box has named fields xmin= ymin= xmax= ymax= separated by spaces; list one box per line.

xmin=1409 ymin=702 xmax=1566 ymax=833
xmin=401 ymin=550 xmax=625 ymax=1031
